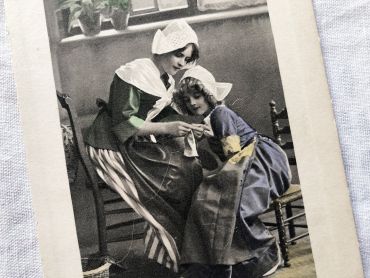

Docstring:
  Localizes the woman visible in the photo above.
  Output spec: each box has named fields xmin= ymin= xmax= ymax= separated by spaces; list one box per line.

xmin=85 ymin=20 xmax=206 ymax=272
xmin=173 ymin=66 xmax=292 ymax=277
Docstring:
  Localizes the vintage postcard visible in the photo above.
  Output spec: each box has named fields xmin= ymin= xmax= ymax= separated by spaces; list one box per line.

xmin=4 ymin=0 xmax=363 ymax=277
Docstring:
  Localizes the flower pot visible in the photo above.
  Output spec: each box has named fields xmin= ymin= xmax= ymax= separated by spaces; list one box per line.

xmin=78 ymin=12 xmax=101 ymax=36
xmin=100 ymin=6 xmax=112 ymax=19
xmin=110 ymin=9 xmax=129 ymax=30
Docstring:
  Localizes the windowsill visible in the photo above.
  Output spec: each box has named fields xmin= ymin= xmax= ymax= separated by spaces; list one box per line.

xmin=60 ymin=5 xmax=268 ymax=45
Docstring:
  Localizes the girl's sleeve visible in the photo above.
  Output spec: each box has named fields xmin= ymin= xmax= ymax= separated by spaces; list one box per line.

xmin=210 ymin=107 xmax=242 ymax=157
xmin=109 ymin=75 xmax=145 ymax=144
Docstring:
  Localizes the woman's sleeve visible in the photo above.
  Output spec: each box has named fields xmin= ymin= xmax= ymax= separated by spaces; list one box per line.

xmin=109 ymin=75 xmax=145 ymax=144
xmin=211 ymin=107 xmax=242 ymax=157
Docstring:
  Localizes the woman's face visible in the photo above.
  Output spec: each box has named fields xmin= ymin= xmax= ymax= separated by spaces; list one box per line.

xmin=160 ymin=44 xmax=194 ymax=76
xmin=183 ymin=88 xmax=210 ymax=116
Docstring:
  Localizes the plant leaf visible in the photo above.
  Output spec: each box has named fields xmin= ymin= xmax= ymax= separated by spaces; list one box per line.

xmin=74 ymin=9 xmax=83 ymax=19
xmin=58 ymin=0 xmax=81 ymax=11
xmin=107 ymin=0 xmax=129 ymax=10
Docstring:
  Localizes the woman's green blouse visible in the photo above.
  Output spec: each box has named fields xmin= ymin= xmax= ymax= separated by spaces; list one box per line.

xmin=85 ymin=74 xmax=163 ymax=151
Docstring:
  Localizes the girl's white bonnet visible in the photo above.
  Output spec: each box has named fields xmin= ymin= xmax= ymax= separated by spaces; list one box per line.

xmin=180 ymin=65 xmax=232 ymax=101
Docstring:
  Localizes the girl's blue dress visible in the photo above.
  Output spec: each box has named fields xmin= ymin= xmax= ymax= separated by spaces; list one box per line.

xmin=181 ymin=105 xmax=291 ymax=277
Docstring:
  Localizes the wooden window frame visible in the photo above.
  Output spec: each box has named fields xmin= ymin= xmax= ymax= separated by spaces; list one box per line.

xmin=56 ymin=0 xmax=258 ymax=39
xmin=58 ymin=0 xmax=199 ymax=38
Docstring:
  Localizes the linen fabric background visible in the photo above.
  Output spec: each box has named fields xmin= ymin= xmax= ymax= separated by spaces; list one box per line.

xmin=0 ymin=0 xmax=369 ymax=277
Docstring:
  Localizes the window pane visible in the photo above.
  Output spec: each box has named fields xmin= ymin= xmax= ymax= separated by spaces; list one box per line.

xmin=158 ymin=0 xmax=188 ymax=10
xmin=197 ymin=0 xmax=266 ymax=11
xmin=131 ymin=0 xmax=156 ymax=12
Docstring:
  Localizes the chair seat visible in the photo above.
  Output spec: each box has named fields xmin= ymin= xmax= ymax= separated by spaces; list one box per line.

xmin=274 ymin=184 xmax=302 ymax=205
xmin=283 ymin=184 xmax=300 ymax=195
xmin=264 ymin=184 xmax=301 ymax=213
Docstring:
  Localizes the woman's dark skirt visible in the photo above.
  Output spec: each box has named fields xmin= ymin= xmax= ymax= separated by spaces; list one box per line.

xmin=120 ymin=135 xmax=203 ymax=251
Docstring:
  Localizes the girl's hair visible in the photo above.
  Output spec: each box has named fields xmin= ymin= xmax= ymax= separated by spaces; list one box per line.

xmin=173 ymin=77 xmax=220 ymax=115
xmin=154 ymin=43 xmax=200 ymax=64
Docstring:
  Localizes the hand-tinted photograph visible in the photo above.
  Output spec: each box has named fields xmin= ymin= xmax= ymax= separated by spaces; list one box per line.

xmin=45 ymin=0 xmax=315 ymax=277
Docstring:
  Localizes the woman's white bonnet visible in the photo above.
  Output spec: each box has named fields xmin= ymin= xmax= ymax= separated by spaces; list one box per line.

xmin=152 ymin=19 xmax=199 ymax=55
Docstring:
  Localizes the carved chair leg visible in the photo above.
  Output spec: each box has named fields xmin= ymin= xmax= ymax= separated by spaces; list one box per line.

xmin=90 ymin=182 xmax=108 ymax=257
xmin=274 ymin=202 xmax=290 ymax=267
xmin=285 ymin=203 xmax=296 ymax=245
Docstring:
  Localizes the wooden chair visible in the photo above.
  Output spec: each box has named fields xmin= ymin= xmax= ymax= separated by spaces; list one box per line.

xmin=57 ymin=91 xmax=145 ymax=267
xmin=262 ymin=100 xmax=309 ymax=267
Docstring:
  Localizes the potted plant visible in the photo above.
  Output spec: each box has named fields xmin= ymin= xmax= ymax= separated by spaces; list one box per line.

xmin=58 ymin=0 xmax=107 ymax=36
xmin=107 ymin=0 xmax=130 ymax=31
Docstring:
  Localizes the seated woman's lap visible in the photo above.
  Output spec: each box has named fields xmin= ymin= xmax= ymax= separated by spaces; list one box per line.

xmin=120 ymin=136 xmax=203 ymax=244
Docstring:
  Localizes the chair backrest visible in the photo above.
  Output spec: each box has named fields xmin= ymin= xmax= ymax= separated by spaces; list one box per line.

xmin=57 ymin=91 xmax=98 ymax=185
xmin=269 ymin=100 xmax=296 ymax=165
xmin=57 ymin=90 xmax=108 ymax=256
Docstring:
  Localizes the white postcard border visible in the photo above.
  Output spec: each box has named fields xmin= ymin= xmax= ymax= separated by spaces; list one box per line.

xmin=4 ymin=0 xmax=364 ymax=277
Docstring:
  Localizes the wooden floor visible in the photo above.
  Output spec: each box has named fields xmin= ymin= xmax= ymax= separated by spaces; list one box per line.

xmin=103 ymin=236 xmax=316 ymax=277
xmin=271 ymin=237 xmax=316 ymax=278
xmin=71 ymin=176 xmax=316 ymax=278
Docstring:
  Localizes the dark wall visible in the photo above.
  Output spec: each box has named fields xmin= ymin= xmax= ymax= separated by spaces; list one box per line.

xmin=58 ymin=13 xmax=285 ymax=137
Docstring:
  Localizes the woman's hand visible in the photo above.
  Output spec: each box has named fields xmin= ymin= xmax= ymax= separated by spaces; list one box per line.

xmin=136 ymin=121 xmax=210 ymax=138
xmin=136 ymin=121 xmax=191 ymax=137
xmin=164 ymin=121 xmax=195 ymax=137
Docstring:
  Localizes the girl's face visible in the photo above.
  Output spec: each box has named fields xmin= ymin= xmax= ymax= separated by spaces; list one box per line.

xmin=183 ymin=88 xmax=210 ymax=116
xmin=160 ymin=44 xmax=194 ymax=75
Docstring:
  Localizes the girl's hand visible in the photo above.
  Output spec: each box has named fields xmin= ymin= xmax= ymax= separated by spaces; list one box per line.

xmin=191 ymin=124 xmax=211 ymax=140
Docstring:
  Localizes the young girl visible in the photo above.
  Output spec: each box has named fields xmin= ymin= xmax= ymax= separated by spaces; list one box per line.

xmin=173 ymin=66 xmax=292 ymax=278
